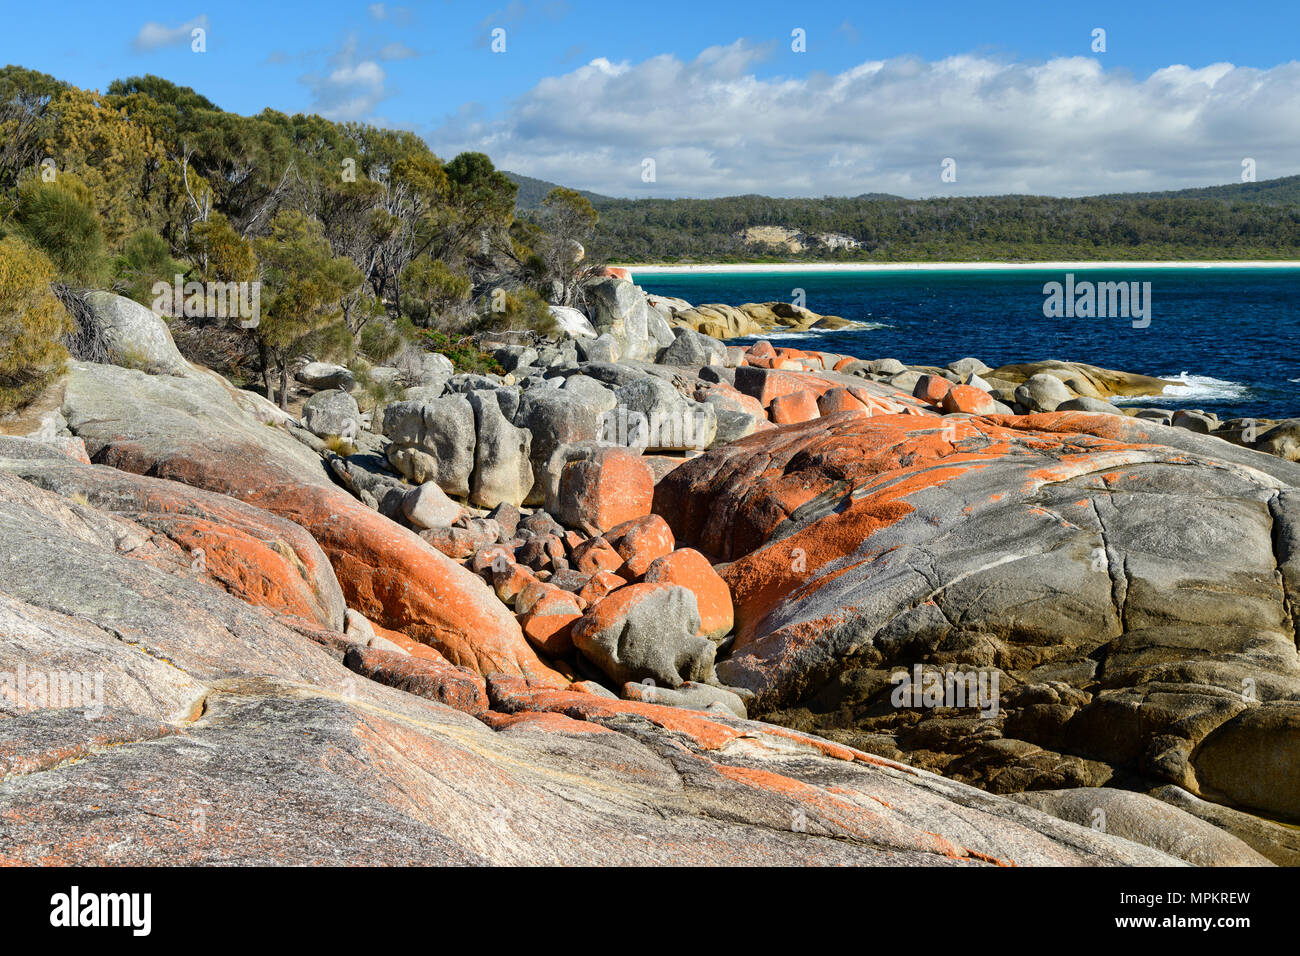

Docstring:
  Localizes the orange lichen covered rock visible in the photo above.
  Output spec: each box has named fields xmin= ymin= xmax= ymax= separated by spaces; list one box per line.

xmin=576 ymin=569 xmax=625 ymax=606
xmin=912 ymin=374 xmax=953 ymax=405
xmin=604 ymin=514 xmax=676 ymax=579
xmin=769 ymin=390 xmax=821 ymax=425
xmin=644 ymin=547 xmax=735 ymax=641
xmin=571 ymin=536 xmax=624 ymax=575
xmin=517 ymin=582 xmax=584 ymax=656
xmin=60 ymin=365 xmax=564 ymax=688
xmin=942 ymin=384 xmax=999 ymax=415
xmin=817 ymin=387 xmax=868 ymax=416
xmin=556 ymin=446 xmax=654 ymax=535
xmin=343 ymin=643 xmax=489 ymax=716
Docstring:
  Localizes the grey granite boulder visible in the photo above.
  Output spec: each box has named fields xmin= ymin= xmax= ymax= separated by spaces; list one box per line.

xmin=660 ymin=327 xmax=726 ymax=367
xmin=1014 ymin=372 xmax=1075 ymax=412
xmin=302 ymin=388 xmax=360 ymax=438
xmin=83 ymin=290 xmax=189 ymax=376
xmin=571 ymin=583 xmax=715 ymax=688
xmin=383 ymin=396 xmax=477 ymax=496
xmin=467 ymin=390 xmax=533 ymax=509
xmin=296 ymin=361 xmax=355 ymax=392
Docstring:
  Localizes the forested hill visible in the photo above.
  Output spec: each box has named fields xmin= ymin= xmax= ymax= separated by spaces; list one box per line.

xmin=1101 ymin=174 xmax=1300 ymax=205
xmin=576 ymin=187 xmax=1300 ymax=263
xmin=505 ymin=171 xmax=611 ymax=210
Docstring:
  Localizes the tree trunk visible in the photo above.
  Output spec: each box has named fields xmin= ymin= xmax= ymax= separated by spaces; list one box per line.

xmin=279 ymin=361 xmax=290 ymax=411
xmin=256 ymin=339 xmax=273 ymax=401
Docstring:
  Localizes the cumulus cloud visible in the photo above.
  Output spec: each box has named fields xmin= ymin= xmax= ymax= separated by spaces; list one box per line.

xmin=301 ymin=34 xmax=388 ymax=121
xmin=132 ymin=14 xmax=209 ymax=52
xmin=428 ymin=42 xmax=1300 ymax=198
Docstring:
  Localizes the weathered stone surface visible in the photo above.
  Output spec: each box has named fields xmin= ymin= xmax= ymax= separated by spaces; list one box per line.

xmin=59 ymin=362 xmax=561 ymax=687
xmin=517 ymin=582 xmax=584 ymax=656
xmin=549 ymin=305 xmax=598 ymax=339
xmin=585 ymin=277 xmax=652 ymax=361
xmin=296 ymin=361 xmax=355 ymax=392
xmin=1009 ymin=788 xmax=1271 ymax=866
xmin=0 ymin=445 xmax=346 ymax=633
xmin=344 ymin=643 xmax=489 ymax=716
xmin=613 ymin=376 xmax=717 ymax=452
xmin=941 ymin=384 xmax=1000 ymax=416
xmin=302 ymin=388 xmax=360 ymax=439
xmin=992 ymin=361 xmax=1176 ymax=399
xmin=913 ymin=374 xmax=953 ymax=405
xmin=402 ymin=481 xmax=462 ymax=530
xmin=2 ymin=315 xmax=1228 ymax=865
xmin=468 ymin=390 xmax=533 ymax=508
xmin=622 ymin=680 xmax=749 ymax=719
xmin=605 ymin=514 xmax=676 ymax=579
xmin=770 ymin=389 xmax=823 ymax=425
xmin=1014 ymin=373 xmax=1075 ymax=412
xmin=570 ymin=583 xmax=715 ymax=687
xmin=384 ymin=396 xmax=477 ymax=496
xmin=83 ymin=291 xmax=189 ymax=376
xmin=1149 ymin=785 xmax=1300 ymax=866
xmin=512 ymin=388 xmax=605 ymax=504
xmin=661 ymin=327 xmax=726 ymax=367
xmin=655 ymin=409 xmax=1300 ymax=819
xmin=555 ymin=446 xmax=654 ymax=535
xmin=644 ymin=547 xmax=734 ymax=641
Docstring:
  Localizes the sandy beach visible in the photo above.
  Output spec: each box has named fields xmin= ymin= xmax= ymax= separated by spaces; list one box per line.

xmin=619 ymin=260 xmax=1300 ymax=274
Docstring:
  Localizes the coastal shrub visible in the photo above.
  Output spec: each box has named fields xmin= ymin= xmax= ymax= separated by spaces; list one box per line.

xmin=12 ymin=173 xmax=109 ymax=286
xmin=413 ymin=329 xmax=503 ymax=376
xmin=113 ymin=227 xmax=184 ymax=306
xmin=0 ymin=236 xmax=71 ymax=412
xmin=358 ymin=316 xmax=413 ymax=364
xmin=475 ymin=286 xmax=556 ymax=337
xmin=401 ymin=257 xmax=472 ymax=329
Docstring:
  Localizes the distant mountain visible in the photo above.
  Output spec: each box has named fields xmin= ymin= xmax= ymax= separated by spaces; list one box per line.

xmin=1099 ymin=175 xmax=1300 ymax=205
xmin=504 ymin=172 xmax=613 ymax=210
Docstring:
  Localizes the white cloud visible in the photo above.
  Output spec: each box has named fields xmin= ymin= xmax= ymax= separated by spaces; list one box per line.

xmin=378 ymin=42 xmax=418 ymax=61
xmin=301 ymin=35 xmax=388 ymax=120
xmin=132 ymin=15 xmax=210 ymax=52
xmin=428 ymin=43 xmax=1300 ymax=198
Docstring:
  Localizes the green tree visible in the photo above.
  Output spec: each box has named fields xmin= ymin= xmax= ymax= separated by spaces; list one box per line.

xmin=534 ymin=187 xmax=599 ymax=306
xmin=400 ymin=256 xmax=471 ymax=329
xmin=252 ymin=210 xmax=360 ymax=408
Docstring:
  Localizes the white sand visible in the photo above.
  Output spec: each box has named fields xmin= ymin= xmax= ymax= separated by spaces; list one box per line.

xmin=617 ymin=261 xmax=1300 ymax=274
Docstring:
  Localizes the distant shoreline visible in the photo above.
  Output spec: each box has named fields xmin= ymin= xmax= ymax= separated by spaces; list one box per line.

xmin=617 ymin=260 xmax=1300 ymax=274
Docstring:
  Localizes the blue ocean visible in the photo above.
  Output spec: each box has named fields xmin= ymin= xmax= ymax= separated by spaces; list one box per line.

xmin=637 ymin=267 xmax=1300 ymax=421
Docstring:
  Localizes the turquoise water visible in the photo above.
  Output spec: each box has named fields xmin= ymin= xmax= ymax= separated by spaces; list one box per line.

xmin=637 ymin=267 xmax=1300 ymax=420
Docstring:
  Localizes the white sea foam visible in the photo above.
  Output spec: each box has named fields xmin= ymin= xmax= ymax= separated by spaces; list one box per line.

xmin=750 ymin=321 xmax=893 ymax=340
xmin=1113 ymin=371 xmax=1250 ymax=404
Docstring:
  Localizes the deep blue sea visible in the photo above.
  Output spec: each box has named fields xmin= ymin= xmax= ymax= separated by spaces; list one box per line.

xmin=637 ymin=267 xmax=1300 ymax=421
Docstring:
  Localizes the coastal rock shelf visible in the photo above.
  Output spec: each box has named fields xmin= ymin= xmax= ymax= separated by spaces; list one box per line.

xmin=2 ymin=278 xmax=1296 ymax=866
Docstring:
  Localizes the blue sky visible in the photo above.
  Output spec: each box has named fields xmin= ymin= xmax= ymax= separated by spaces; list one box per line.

xmin=4 ymin=0 xmax=1299 ymax=198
